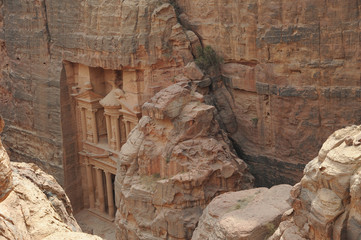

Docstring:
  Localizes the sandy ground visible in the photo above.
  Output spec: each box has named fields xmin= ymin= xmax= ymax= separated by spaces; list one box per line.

xmin=75 ymin=210 xmax=116 ymax=240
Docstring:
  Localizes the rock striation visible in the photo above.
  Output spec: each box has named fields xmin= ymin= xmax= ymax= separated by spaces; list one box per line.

xmin=176 ymin=0 xmax=361 ymax=186
xmin=192 ymin=184 xmax=292 ymax=240
xmin=114 ymin=82 xmax=254 ymax=239
xmin=270 ymin=125 xmax=361 ymax=240
xmin=1 ymin=0 xmax=361 ymax=226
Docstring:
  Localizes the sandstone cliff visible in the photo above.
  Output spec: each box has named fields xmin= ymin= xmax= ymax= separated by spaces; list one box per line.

xmin=270 ymin=125 xmax=361 ymax=240
xmin=114 ymin=82 xmax=254 ymax=239
xmin=0 ymin=0 xmax=360 ymax=222
xmin=175 ymin=0 xmax=361 ymax=186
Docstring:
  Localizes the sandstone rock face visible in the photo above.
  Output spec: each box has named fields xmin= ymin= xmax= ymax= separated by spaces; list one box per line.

xmin=0 ymin=116 xmax=12 ymax=202
xmin=0 ymin=0 xmax=196 ymax=208
xmin=0 ymin=162 xmax=82 ymax=239
xmin=43 ymin=232 xmax=103 ymax=240
xmin=192 ymin=185 xmax=292 ymax=240
xmin=270 ymin=125 xmax=361 ymax=240
xmin=176 ymin=0 xmax=361 ymax=186
xmin=1 ymin=0 xmax=360 ymax=214
xmin=115 ymin=83 xmax=254 ymax=239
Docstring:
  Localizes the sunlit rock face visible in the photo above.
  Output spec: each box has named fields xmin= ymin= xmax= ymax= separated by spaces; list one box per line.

xmin=0 ymin=0 xmax=360 ymax=232
xmin=0 ymin=116 xmax=87 ymax=239
xmin=0 ymin=116 xmax=12 ymax=202
xmin=192 ymin=184 xmax=292 ymax=240
xmin=0 ymin=0 xmax=196 ymax=208
xmin=114 ymin=82 xmax=254 ymax=239
xmin=270 ymin=125 xmax=361 ymax=240
xmin=176 ymin=0 xmax=361 ymax=186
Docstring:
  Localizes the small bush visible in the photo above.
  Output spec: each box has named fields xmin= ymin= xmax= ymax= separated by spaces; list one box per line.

xmin=195 ymin=46 xmax=223 ymax=73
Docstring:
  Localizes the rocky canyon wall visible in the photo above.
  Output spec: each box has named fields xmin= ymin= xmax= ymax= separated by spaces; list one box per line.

xmin=0 ymin=0 xmax=195 ymax=210
xmin=176 ymin=0 xmax=361 ymax=186
xmin=0 ymin=0 xmax=360 ymax=211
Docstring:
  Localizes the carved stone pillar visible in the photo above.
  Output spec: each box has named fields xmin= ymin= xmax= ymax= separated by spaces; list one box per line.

xmin=105 ymin=171 xmax=115 ymax=217
xmin=112 ymin=116 xmax=121 ymax=151
xmin=95 ymin=168 xmax=105 ymax=212
xmin=124 ymin=120 xmax=130 ymax=139
xmin=105 ymin=115 xmax=112 ymax=146
xmin=91 ymin=110 xmax=98 ymax=144
xmin=85 ymin=163 xmax=95 ymax=208
xmin=100 ymin=89 xmax=123 ymax=151
xmin=81 ymin=108 xmax=87 ymax=141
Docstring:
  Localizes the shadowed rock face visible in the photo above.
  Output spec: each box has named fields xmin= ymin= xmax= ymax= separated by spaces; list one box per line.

xmin=114 ymin=83 xmax=254 ymax=239
xmin=270 ymin=125 xmax=361 ymax=240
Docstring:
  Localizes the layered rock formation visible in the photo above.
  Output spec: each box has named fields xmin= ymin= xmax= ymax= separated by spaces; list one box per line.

xmin=114 ymin=83 xmax=254 ymax=239
xmin=175 ymin=0 xmax=361 ymax=186
xmin=270 ymin=125 xmax=361 ymax=240
xmin=0 ymin=0 xmax=360 ymax=224
xmin=0 ymin=0 xmax=196 ymax=209
xmin=192 ymin=184 xmax=292 ymax=240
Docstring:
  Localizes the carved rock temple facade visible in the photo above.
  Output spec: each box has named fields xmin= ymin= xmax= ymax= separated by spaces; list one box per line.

xmin=63 ymin=62 xmax=143 ymax=220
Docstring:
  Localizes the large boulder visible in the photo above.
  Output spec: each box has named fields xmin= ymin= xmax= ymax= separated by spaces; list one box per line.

xmin=270 ymin=125 xmax=361 ymax=240
xmin=192 ymin=184 xmax=292 ymax=240
xmin=0 ymin=162 xmax=83 ymax=239
xmin=115 ymin=82 xmax=254 ymax=239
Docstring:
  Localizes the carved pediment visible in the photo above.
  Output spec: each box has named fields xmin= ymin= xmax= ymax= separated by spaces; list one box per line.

xmin=76 ymin=90 xmax=103 ymax=103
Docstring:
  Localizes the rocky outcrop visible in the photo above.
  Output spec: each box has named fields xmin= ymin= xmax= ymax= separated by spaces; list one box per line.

xmin=114 ymin=82 xmax=254 ymax=239
xmin=0 ymin=118 xmax=101 ymax=239
xmin=270 ymin=125 xmax=361 ymax=240
xmin=43 ymin=232 xmax=103 ymax=240
xmin=0 ymin=124 xmax=86 ymax=239
xmin=192 ymin=185 xmax=292 ymax=240
xmin=0 ymin=116 xmax=12 ymax=202
xmin=0 ymin=162 xmax=83 ymax=239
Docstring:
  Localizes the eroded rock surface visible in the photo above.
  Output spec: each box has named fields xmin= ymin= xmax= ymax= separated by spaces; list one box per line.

xmin=192 ymin=184 xmax=292 ymax=240
xmin=0 ymin=161 xmax=83 ymax=239
xmin=176 ymin=0 xmax=361 ymax=186
xmin=270 ymin=125 xmax=361 ymax=240
xmin=43 ymin=232 xmax=103 ymax=240
xmin=0 ymin=116 xmax=12 ymax=202
xmin=115 ymin=82 xmax=254 ymax=239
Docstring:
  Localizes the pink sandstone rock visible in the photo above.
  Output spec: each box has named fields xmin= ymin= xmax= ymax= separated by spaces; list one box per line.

xmin=115 ymin=82 xmax=254 ymax=239
xmin=192 ymin=184 xmax=292 ymax=240
xmin=0 ymin=116 xmax=12 ymax=202
xmin=270 ymin=125 xmax=361 ymax=240
xmin=0 ymin=162 xmax=82 ymax=239
xmin=43 ymin=232 xmax=103 ymax=240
